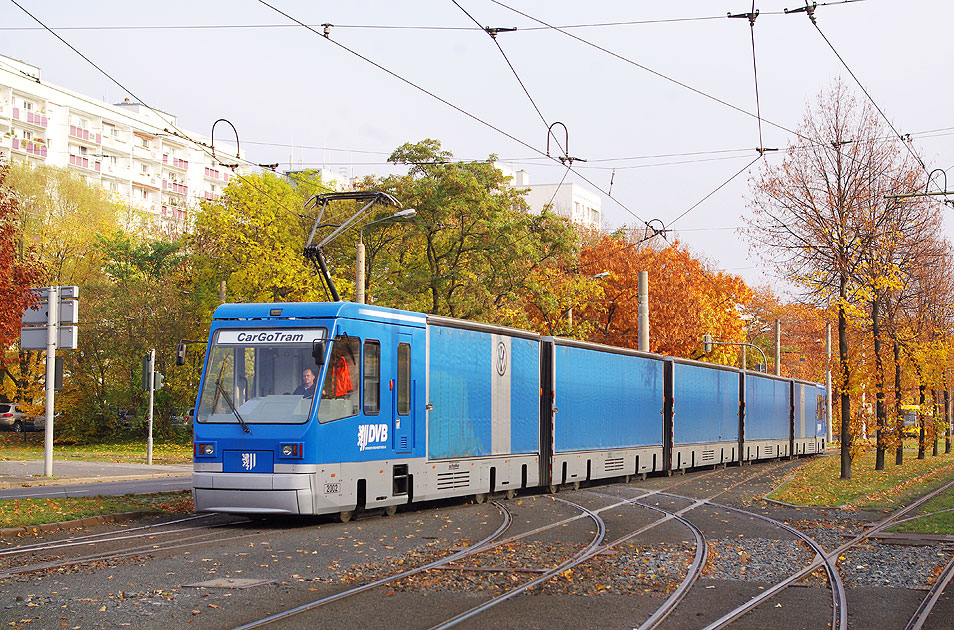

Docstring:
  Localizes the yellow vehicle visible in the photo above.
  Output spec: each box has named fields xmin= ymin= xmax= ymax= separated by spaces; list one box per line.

xmin=900 ymin=405 xmax=933 ymax=438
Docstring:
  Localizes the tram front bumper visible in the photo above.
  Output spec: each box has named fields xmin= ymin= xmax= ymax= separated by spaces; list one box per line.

xmin=192 ymin=472 xmax=315 ymax=515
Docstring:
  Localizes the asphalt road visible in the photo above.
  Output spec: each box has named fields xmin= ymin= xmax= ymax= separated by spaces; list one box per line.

xmin=0 ymin=477 xmax=192 ymax=499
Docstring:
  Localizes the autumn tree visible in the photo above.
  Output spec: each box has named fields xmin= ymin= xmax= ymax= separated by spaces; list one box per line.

xmin=370 ymin=140 xmax=579 ymax=323
xmin=0 ymin=165 xmax=43 ymax=399
xmin=5 ymin=163 xmax=121 ymax=286
xmin=743 ymin=287 xmax=830 ymax=382
xmin=746 ymin=80 xmax=918 ymax=479
xmin=577 ymin=232 xmax=750 ymax=360
xmin=188 ymin=171 xmax=332 ymax=312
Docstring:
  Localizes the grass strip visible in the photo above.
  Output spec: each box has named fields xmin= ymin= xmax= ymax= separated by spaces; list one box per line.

xmin=0 ymin=433 xmax=192 ymax=464
xmin=769 ymin=444 xmax=954 ymax=507
xmin=0 ymin=491 xmax=193 ymax=528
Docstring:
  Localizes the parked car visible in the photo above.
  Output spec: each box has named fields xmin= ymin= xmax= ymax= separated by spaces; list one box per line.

xmin=172 ymin=407 xmax=195 ymax=429
xmin=0 ymin=403 xmax=43 ymax=432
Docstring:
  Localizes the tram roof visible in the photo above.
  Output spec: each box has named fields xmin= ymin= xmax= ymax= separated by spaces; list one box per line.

xmin=211 ymin=301 xmax=427 ymax=326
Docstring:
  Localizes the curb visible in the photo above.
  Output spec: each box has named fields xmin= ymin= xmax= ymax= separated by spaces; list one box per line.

xmin=0 ymin=510 xmax=159 ymax=539
xmin=0 ymin=472 xmax=191 ymax=490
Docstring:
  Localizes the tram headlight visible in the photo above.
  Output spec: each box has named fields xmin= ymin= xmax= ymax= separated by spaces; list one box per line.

xmin=195 ymin=443 xmax=214 ymax=456
xmin=280 ymin=443 xmax=303 ymax=458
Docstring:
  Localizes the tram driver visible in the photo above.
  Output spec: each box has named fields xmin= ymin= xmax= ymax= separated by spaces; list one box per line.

xmin=293 ymin=368 xmax=317 ymax=398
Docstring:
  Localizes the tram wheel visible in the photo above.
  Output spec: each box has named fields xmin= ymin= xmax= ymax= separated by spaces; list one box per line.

xmin=339 ymin=510 xmax=353 ymax=523
xmin=473 ymin=493 xmax=486 ymax=504
xmin=571 ymin=481 xmax=580 ymax=491
xmin=505 ymin=489 xmax=516 ymax=500
xmin=383 ymin=505 xmax=397 ymax=517
xmin=548 ymin=485 xmax=559 ymax=494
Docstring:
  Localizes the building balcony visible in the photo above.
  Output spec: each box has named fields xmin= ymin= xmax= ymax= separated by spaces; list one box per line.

xmin=11 ymin=138 xmax=48 ymax=158
xmin=133 ymin=142 xmax=158 ymax=161
xmin=162 ymin=180 xmax=188 ymax=196
xmin=162 ymin=154 xmax=189 ymax=170
xmin=204 ymin=191 xmax=220 ymax=202
xmin=68 ymin=154 xmax=102 ymax=172
xmin=133 ymin=173 xmax=159 ymax=189
xmin=160 ymin=205 xmax=187 ymax=221
xmin=69 ymin=125 xmax=101 ymax=144
xmin=101 ymin=134 xmax=127 ymax=150
xmin=13 ymin=108 xmax=48 ymax=128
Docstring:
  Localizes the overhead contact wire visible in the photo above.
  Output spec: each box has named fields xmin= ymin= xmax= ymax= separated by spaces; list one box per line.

xmin=490 ymin=0 xmax=804 ymax=142
xmin=450 ymin=0 xmax=565 ymax=157
xmin=256 ymin=0 xmax=650 ymax=227
xmin=749 ymin=2 xmax=765 ymax=151
xmin=806 ymin=16 xmax=928 ymax=173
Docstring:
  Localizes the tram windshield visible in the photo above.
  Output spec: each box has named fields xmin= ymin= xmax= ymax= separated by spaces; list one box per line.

xmin=196 ymin=327 xmax=328 ymax=425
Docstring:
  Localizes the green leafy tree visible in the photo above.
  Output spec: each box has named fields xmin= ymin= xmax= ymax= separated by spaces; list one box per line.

xmin=365 ymin=139 xmax=579 ymax=323
xmin=188 ymin=171 xmax=332 ymax=311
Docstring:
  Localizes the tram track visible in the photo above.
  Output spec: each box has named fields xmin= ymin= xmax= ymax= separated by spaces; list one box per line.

xmin=426 ymin=459 xmax=799 ymax=630
xmin=0 ymin=513 xmax=221 ymax=558
xmin=661 ymin=491 xmax=846 ymax=630
xmin=0 ymin=526 xmax=264 ymax=580
xmin=702 ymin=475 xmax=954 ymax=629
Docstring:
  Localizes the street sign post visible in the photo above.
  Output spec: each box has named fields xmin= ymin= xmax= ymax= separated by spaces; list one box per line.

xmin=20 ymin=286 xmax=80 ymax=477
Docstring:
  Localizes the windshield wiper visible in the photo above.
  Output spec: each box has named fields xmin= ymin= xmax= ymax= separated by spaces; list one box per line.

xmin=215 ymin=377 xmax=252 ymax=434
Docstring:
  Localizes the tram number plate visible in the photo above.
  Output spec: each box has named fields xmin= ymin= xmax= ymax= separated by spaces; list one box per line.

xmin=324 ymin=482 xmax=340 ymax=494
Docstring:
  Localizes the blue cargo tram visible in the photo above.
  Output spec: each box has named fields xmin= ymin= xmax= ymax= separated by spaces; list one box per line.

xmin=190 ymin=302 xmax=828 ymax=519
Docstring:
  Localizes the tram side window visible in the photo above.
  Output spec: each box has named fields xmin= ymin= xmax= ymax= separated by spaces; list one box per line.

xmin=317 ymin=335 xmax=361 ymax=423
xmin=364 ymin=340 xmax=380 ymax=415
xmin=397 ymin=342 xmax=410 ymax=416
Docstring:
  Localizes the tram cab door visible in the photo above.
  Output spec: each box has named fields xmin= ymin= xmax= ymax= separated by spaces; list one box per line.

xmin=392 ymin=333 xmax=414 ymax=453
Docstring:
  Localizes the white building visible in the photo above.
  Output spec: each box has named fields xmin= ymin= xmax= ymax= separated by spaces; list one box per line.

xmin=496 ymin=163 xmax=602 ymax=230
xmin=285 ymin=168 xmax=354 ymax=192
xmin=0 ymin=54 xmax=248 ymax=228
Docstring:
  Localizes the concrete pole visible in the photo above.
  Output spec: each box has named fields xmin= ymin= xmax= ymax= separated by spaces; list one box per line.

xmin=43 ymin=286 xmax=58 ymax=477
xmin=741 ymin=345 xmax=747 ymax=371
xmin=356 ymin=239 xmax=366 ymax=304
xmin=774 ymin=318 xmax=781 ymax=376
xmin=147 ymin=349 xmax=155 ymax=465
xmin=637 ymin=271 xmax=649 ymax=352
xmin=219 ymin=280 xmax=226 ymax=304
xmin=826 ymin=322 xmax=833 ymax=445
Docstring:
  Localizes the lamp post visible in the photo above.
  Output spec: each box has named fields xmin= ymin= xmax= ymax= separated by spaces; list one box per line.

xmin=704 ymin=335 xmax=768 ymax=372
xmin=356 ymin=209 xmax=416 ymax=304
xmin=567 ymin=271 xmax=609 ymax=327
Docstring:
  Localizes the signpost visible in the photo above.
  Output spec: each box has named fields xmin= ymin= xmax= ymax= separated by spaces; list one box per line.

xmin=141 ymin=350 xmax=163 ymax=465
xmin=21 ymin=286 xmax=79 ymax=477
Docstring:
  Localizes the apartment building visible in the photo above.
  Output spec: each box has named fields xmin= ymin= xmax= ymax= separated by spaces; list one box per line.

xmin=496 ymin=163 xmax=602 ymax=230
xmin=0 ymin=53 xmax=248 ymax=227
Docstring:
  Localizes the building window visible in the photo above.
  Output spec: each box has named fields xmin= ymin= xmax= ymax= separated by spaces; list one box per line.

xmin=140 ymin=137 xmax=150 ymax=149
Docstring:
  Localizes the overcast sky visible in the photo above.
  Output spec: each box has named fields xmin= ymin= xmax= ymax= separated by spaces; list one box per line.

xmin=2 ymin=0 xmax=952 ymax=295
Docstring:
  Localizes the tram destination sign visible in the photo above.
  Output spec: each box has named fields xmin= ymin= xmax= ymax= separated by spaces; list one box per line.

xmin=216 ymin=329 xmax=327 ymax=345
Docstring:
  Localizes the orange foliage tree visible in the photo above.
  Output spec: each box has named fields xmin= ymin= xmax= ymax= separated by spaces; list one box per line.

xmin=577 ymin=232 xmax=751 ymax=361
